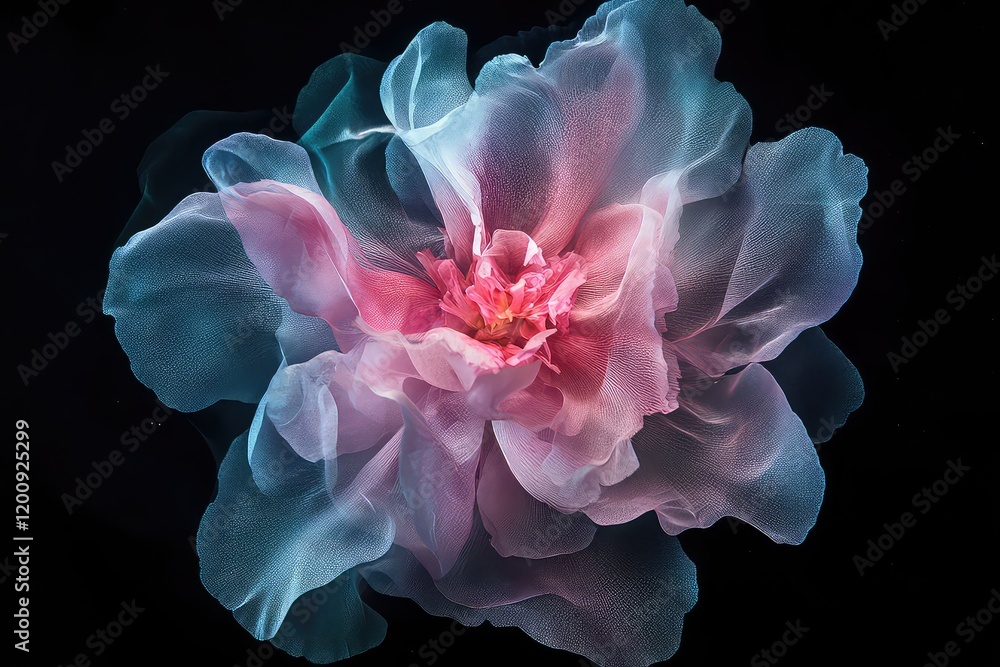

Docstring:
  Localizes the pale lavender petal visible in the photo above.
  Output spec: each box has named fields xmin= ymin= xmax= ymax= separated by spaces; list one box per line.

xmin=664 ymin=128 xmax=867 ymax=376
xmin=585 ymin=363 xmax=825 ymax=545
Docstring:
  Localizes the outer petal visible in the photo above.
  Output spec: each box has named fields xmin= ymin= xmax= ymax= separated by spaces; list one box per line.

xmin=359 ymin=513 xmax=698 ymax=667
xmin=104 ymin=193 xmax=283 ymax=411
xmin=203 ymin=132 xmax=323 ymax=195
xmin=584 ymin=363 xmax=826 ymax=545
xmin=294 ymin=54 xmax=445 ymax=273
xmin=269 ymin=571 xmax=387 ymax=663
xmin=384 ymin=0 xmax=750 ymax=268
xmin=763 ymin=326 xmax=864 ymax=444
xmin=544 ymin=0 xmax=752 ymax=206
xmin=664 ymin=128 xmax=868 ymax=376
xmin=197 ymin=431 xmax=394 ymax=644
xmin=380 ymin=22 xmax=474 ymax=133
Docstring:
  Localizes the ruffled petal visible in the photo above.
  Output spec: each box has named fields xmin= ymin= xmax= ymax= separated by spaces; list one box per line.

xmin=104 ymin=193 xmax=283 ymax=411
xmin=269 ymin=571 xmax=387 ymax=663
xmin=197 ymin=431 xmax=394 ymax=643
xmin=203 ymin=132 xmax=322 ymax=194
xmin=294 ymin=53 xmax=445 ymax=273
xmin=263 ymin=350 xmax=401 ymax=465
xmin=385 ymin=0 xmax=750 ymax=269
xmin=549 ymin=0 xmax=752 ymax=206
xmin=664 ymin=128 xmax=867 ymax=376
xmin=359 ymin=513 xmax=698 ymax=667
xmin=493 ymin=181 xmax=681 ymax=510
xmin=584 ymin=363 xmax=825 ymax=545
xmin=218 ymin=179 xmax=441 ymax=337
xmin=380 ymin=22 xmax=474 ymax=133
xmin=477 ymin=427 xmax=598 ymax=558
xmin=763 ymin=326 xmax=864 ymax=444
xmin=393 ymin=389 xmax=485 ymax=578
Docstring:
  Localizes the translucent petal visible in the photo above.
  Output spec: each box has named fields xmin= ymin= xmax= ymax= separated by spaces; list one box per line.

xmin=360 ymin=513 xmax=697 ymax=667
xmin=585 ymin=363 xmax=825 ymax=545
xmin=664 ymin=128 xmax=868 ymax=376
xmin=763 ymin=326 xmax=864 ymax=445
xmin=104 ymin=193 xmax=282 ymax=411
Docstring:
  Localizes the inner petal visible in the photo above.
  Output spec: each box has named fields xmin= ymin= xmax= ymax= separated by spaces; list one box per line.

xmin=419 ymin=229 xmax=586 ymax=370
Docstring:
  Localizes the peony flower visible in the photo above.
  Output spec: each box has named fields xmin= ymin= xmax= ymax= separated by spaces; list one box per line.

xmin=104 ymin=1 xmax=866 ymax=665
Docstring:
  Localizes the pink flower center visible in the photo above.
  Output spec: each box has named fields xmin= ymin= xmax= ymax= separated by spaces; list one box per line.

xmin=419 ymin=230 xmax=586 ymax=370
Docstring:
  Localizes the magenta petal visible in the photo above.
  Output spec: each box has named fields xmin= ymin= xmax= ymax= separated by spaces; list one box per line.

xmin=585 ymin=363 xmax=825 ymax=545
xmin=506 ymin=195 xmax=678 ymax=497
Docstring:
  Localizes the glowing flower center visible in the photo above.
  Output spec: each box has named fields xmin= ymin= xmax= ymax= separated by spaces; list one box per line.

xmin=419 ymin=230 xmax=586 ymax=370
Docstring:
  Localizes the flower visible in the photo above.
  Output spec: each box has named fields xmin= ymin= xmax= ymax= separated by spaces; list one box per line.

xmin=104 ymin=1 xmax=866 ymax=665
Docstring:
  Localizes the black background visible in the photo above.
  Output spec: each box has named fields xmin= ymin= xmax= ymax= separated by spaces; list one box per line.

xmin=4 ymin=0 xmax=996 ymax=666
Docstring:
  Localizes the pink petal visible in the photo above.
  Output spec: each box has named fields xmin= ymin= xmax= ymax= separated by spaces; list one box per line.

xmin=476 ymin=427 xmax=597 ymax=558
xmin=347 ymin=387 xmax=485 ymax=578
xmin=219 ymin=180 xmax=441 ymax=341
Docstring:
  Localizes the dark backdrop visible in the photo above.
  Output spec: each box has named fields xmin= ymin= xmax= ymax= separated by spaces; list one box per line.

xmin=4 ymin=0 xmax=995 ymax=666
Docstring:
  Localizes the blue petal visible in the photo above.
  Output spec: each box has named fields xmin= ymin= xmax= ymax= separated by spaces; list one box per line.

xmin=203 ymin=132 xmax=323 ymax=194
xmin=293 ymin=53 xmax=444 ymax=270
xmin=764 ymin=326 xmax=865 ymax=445
xmin=197 ymin=430 xmax=394 ymax=644
xmin=360 ymin=512 xmax=698 ymax=667
xmin=380 ymin=22 xmax=474 ymax=133
xmin=105 ymin=193 xmax=284 ymax=411
xmin=269 ymin=571 xmax=387 ymax=664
